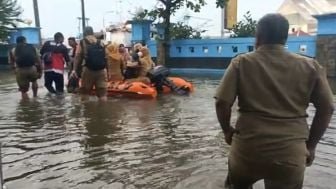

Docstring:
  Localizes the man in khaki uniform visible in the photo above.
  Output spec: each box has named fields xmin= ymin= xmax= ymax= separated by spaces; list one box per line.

xmin=215 ymin=14 xmax=334 ymax=188
xmin=9 ymin=36 xmax=42 ymax=99
xmin=71 ymin=26 xmax=108 ymax=101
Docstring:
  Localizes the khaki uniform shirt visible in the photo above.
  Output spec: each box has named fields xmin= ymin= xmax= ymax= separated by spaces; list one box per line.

xmin=215 ymin=44 xmax=334 ymax=163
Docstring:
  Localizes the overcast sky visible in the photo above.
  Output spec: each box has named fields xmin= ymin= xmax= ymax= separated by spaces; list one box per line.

xmin=17 ymin=0 xmax=284 ymax=38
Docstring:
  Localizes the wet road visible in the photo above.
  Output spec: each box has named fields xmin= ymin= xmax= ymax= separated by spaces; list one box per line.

xmin=0 ymin=71 xmax=335 ymax=189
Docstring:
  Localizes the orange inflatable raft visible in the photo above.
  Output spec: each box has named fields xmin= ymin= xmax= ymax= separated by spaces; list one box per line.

xmin=105 ymin=77 xmax=194 ymax=99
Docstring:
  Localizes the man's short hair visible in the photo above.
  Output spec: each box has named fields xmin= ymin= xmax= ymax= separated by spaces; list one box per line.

xmin=83 ymin=26 xmax=94 ymax=37
xmin=256 ymin=14 xmax=289 ymax=45
xmin=68 ymin=37 xmax=76 ymax=41
xmin=16 ymin=36 xmax=26 ymax=44
xmin=54 ymin=32 xmax=64 ymax=41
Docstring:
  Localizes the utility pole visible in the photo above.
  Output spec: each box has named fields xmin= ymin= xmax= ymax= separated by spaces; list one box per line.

xmin=32 ymin=0 xmax=42 ymax=45
xmin=221 ymin=6 xmax=228 ymax=38
xmin=81 ymin=0 xmax=86 ymax=34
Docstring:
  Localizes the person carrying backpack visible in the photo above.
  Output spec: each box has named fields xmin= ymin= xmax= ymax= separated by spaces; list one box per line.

xmin=70 ymin=26 xmax=108 ymax=101
xmin=8 ymin=36 xmax=42 ymax=99
xmin=40 ymin=32 xmax=70 ymax=95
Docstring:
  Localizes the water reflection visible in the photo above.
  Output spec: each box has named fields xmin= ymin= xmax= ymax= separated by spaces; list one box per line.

xmin=83 ymin=101 xmax=123 ymax=147
xmin=0 ymin=72 xmax=335 ymax=189
xmin=16 ymin=100 xmax=43 ymax=129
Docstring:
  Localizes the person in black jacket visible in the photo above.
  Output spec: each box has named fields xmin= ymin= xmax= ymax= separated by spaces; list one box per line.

xmin=40 ymin=32 xmax=70 ymax=95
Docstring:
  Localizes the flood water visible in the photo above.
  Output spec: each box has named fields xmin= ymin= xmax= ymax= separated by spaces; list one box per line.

xmin=0 ymin=71 xmax=335 ymax=189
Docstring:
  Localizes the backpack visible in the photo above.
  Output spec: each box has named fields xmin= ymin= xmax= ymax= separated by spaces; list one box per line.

xmin=41 ymin=41 xmax=57 ymax=65
xmin=42 ymin=52 xmax=52 ymax=65
xmin=83 ymin=39 xmax=106 ymax=71
xmin=14 ymin=44 xmax=37 ymax=67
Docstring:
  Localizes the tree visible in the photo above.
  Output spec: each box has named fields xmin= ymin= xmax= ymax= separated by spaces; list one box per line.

xmin=0 ymin=0 xmax=22 ymax=41
xmin=137 ymin=0 xmax=228 ymax=65
xmin=170 ymin=22 xmax=204 ymax=40
xmin=231 ymin=11 xmax=257 ymax=38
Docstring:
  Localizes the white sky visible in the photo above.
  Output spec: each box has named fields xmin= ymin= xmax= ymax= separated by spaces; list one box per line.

xmin=17 ymin=0 xmax=284 ymax=38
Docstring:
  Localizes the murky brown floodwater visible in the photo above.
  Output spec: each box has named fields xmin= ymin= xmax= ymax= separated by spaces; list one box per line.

xmin=0 ymin=71 xmax=335 ymax=189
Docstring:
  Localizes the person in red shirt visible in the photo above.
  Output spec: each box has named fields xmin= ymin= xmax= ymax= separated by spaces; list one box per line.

xmin=40 ymin=32 xmax=70 ymax=95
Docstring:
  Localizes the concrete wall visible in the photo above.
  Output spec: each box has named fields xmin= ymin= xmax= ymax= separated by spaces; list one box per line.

xmin=9 ymin=27 xmax=41 ymax=45
xmin=314 ymin=13 xmax=336 ymax=77
xmin=0 ymin=27 xmax=40 ymax=65
xmin=316 ymin=36 xmax=336 ymax=77
xmin=106 ymin=31 xmax=132 ymax=47
xmin=146 ymin=36 xmax=316 ymax=69
xmin=148 ymin=36 xmax=316 ymax=59
xmin=130 ymin=20 xmax=152 ymax=44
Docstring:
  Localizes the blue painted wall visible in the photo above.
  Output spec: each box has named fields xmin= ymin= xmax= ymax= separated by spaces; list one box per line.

xmin=0 ymin=27 xmax=40 ymax=65
xmin=314 ymin=13 xmax=336 ymax=35
xmin=9 ymin=27 xmax=41 ymax=45
xmin=130 ymin=20 xmax=152 ymax=44
xmin=147 ymin=36 xmax=316 ymax=58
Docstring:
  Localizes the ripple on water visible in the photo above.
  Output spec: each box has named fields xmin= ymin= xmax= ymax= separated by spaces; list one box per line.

xmin=0 ymin=72 xmax=336 ymax=188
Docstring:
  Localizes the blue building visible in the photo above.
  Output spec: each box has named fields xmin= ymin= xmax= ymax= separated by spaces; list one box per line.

xmin=0 ymin=27 xmax=40 ymax=66
xmin=130 ymin=13 xmax=335 ymax=74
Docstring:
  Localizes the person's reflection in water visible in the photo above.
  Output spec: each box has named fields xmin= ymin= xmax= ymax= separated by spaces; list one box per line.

xmin=16 ymin=99 xmax=44 ymax=130
xmin=81 ymin=100 xmax=124 ymax=169
xmin=41 ymin=95 xmax=67 ymax=131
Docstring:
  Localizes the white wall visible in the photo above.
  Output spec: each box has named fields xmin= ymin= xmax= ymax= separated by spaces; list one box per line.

xmin=106 ymin=31 xmax=131 ymax=47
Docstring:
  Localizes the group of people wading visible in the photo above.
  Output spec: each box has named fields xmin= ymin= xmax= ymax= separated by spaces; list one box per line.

xmin=7 ymin=13 xmax=336 ymax=188
xmin=9 ymin=26 xmax=155 ymax=101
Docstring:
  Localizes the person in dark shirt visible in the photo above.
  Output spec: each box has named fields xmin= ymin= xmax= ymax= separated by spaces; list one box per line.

xmin=40 ymin=32 xmax=70 ymax=95
xmin=67 ymin=37 xmax=80 ymax=93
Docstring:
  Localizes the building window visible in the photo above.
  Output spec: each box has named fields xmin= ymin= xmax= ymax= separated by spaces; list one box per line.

xmin=247 ymin=45 xmax=254 ymax=52
xmin=189 ymin=47 xmax=195 ymax=53
xmin=232 ymin=46 xmax=238 ymax=53
xmin=203 ymin=46 xmax=209 ymax=53
xmin=217 ymin=46 xmax=222 ymax=53
xmin=176 ymin=46 xmax=182 ymax=53
xmin=299 ymin=44 xmax=307 ymax=53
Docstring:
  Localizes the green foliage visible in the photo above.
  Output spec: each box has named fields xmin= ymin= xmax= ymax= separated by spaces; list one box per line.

xmin=216 ymin=0 xmax=227 ymax=8
xmin=148 ymin=0 xmax=225 ymax=20
xmin=133 ymin=9 xmax=150 ymax=21
xmin=231 ymin=11 xmax=257 ymax=38
xmin=0 ymin=0 xmax=22 ymax=41
xmin=170 ymin=22 xmax=204 ymax=39
xmin=133 ymin=0 xmax=228 ymax=36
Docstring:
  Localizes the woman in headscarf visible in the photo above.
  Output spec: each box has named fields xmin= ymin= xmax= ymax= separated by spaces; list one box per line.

xmin=105 ymin=43 xmax=125 ymax=81
xmin=118 ymin=44 xmax=131 ymax=71
xmin=139 ymin=47 xmax=155 ymax=77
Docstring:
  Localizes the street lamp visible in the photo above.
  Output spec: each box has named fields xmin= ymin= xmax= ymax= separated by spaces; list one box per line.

xmin=32 ymin=0 xmax=42 ymax=45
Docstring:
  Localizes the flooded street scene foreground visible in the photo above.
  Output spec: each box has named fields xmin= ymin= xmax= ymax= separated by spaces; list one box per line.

xmin=0 ymin=71 xmax=335 ymax=189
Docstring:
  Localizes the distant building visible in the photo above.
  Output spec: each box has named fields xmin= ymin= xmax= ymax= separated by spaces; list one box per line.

xmin=277 ymin=0 xmax=336 ymax=35
xmin=105 ymin=23 xmax=132 ymax=47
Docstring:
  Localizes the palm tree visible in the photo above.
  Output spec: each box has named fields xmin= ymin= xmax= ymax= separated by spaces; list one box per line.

xmin=0 ymin=0 xmax=22 ymax=41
